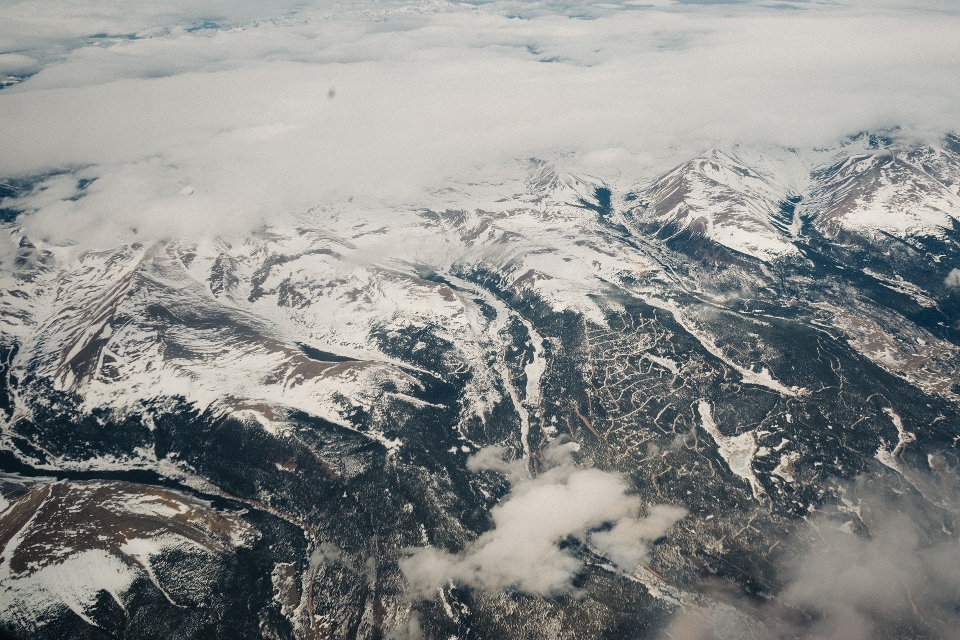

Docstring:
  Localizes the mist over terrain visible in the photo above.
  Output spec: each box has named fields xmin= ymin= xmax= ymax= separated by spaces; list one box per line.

xmin=1 ymin=1 xmax=960 ymax=639
xmin=1 ymin=0 xmax=959 ymax=247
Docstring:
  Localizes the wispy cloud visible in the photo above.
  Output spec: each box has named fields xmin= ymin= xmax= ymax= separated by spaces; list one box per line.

xmin=667 ymin=477 xmax=960 ymax=640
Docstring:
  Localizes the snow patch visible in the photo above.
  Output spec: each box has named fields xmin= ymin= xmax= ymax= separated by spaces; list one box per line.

xmin=697 ymin=400 xmax=764 ymax=499
xmin=875 ymin=407 xmax=916 ymax=478
xmin=772 ymin=451 xmax=800 ymax=484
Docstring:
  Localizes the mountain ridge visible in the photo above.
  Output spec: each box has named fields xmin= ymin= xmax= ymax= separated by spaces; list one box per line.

xmin=1 ymin=134 xmax=959 ymax=640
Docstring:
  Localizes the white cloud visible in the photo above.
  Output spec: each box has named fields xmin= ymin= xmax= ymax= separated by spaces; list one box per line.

xmin=399 ymin=444 xmax=685 ymax=597
xmin=0 ymin=0 xmax=958 ymax=248
xmin=945 ymin=268 xmax=960 ymax=287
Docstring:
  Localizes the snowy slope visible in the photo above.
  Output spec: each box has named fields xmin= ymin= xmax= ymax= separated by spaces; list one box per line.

xmin=0 ymin=480 xmax=255 ymax=631
xmin=627 ymin=149 xmax=800 ymax=262
xmin=809 ymin=144 xmax=960 ymax=240
xmin=1 ymin=238 xmax=436 ymax=442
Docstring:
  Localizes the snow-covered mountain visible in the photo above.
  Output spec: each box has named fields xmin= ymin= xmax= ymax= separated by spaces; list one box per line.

xmin=809 ymin=142 xmax=960 ymax=242
xmin=1 ymin=135 xmax=960 ymax=640
xmin=626 ymin=149 xmax=800 ymax=263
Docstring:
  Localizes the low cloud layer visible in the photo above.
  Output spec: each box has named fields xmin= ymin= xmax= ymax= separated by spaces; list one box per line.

xmin=399 ymin=444 xmax=686 ymax=597
xmin=782 ymin=512 xmax=960 ymax=640
xmin=667 ymin=481 xmax=960 ymax=640
xmin=1 ymin=0 xmax=959 ymax=249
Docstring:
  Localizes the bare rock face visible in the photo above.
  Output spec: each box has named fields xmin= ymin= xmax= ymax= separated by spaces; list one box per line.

xmin=1 ymin=135 xmax=960 ymax=640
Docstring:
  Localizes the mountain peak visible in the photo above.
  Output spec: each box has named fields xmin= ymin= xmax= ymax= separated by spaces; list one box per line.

xmin=525 ymin=159 xmax=610 ymax=215
xmin=627 ymin=149 xmax=799 ymax=263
